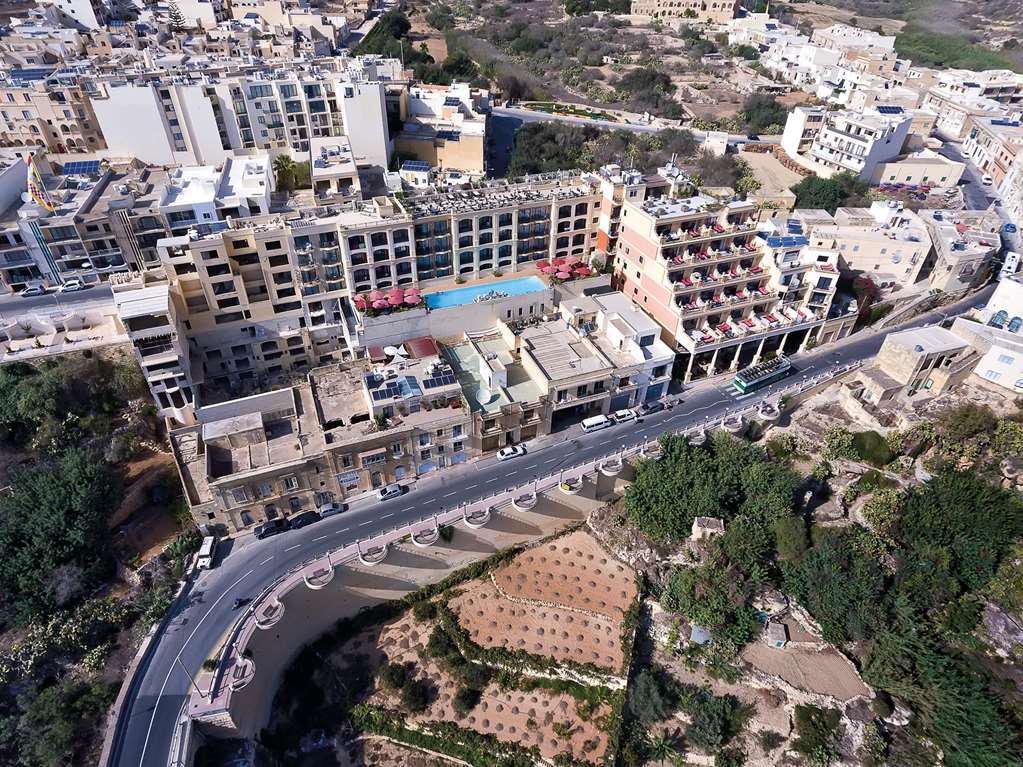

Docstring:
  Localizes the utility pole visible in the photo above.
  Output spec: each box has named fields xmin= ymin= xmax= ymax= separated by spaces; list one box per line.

xmin=176 ymin=656 xmax=206 ymax=700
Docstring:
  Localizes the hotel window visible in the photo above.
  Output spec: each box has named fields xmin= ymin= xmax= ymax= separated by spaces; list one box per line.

xmin=282 ymin=475 xmax=299 ymax=491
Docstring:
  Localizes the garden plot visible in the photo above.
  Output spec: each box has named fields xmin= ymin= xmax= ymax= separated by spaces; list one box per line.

xmin=493 ymin=530 xmax=638 ymax=620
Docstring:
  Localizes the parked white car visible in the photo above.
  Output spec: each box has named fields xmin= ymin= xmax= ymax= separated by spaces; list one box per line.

xmin=611 ymin=409 xmax=638 ymax=424
xmin=982 ymin=174 xmax=994 ymax=186
xmin=376 ymin=483 xmax=403 ymax=501
xmin=59 ymin=279 xmax=88 ymax=293
xmin=496 ymin=444 xmax=527 ymax=461
xmin=18 ymin=285 xmax=46 ymax=297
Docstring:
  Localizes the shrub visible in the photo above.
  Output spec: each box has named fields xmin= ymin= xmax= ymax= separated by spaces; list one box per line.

xmin=400 ymin=678 xmax=430 ymax=712
xmin=425 ymin=625 xmax=460 ymax=661
xmin=452 ymin=685 xmax=481 ymax=716
xmin=792 ymin=705 xmax=842 ymax=763
xmin=378 ymin=662 xmax=408 ymax=690
xmin=870 ymin=695 xmax=893 ymax=719
xmin=759 ymin=730 xmax=785 ymax=752
xmin=412 ymin=600 xmax=438 ymax=622
xmin=852 ymin=430 xmax=895 ymax=466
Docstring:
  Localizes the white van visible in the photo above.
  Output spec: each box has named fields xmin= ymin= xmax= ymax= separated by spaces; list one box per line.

xmin=581 ymin=414 xmax=613 ymax=433
xmin=196 ymin=535 xmax=217 ymax=570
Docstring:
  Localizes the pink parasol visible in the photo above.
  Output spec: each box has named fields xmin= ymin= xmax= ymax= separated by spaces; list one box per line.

xmin=551 ymin=258 xmax=565 ymax=267
xmin=556 ymin=271 xmax=571 ymax=280
xmin=353 ymin=295 xmax=367 ymax=309
xmin=372 ymin=299 xmax=389 ymax=309
xmin=368 ymin=290 xmax=385 ymax=301
xmin=404 ymin=295 xmax=422 ymax=305
xmin=540 ymin=265 xmax=558 ymax=274
xmin=535 ymin=260 xmax=551 ymax=269
xmin=563 ymin=254 xmax=581 ymax=264
xmin=573 ymin=266 xmax=593 ymax=276
xmin=387 ymin=295 xmax=403 ymax=305
xmin=404 ymin=287 xmax=422 ymax=295
xmin=388 ymin=287 xmax=404 ymax=298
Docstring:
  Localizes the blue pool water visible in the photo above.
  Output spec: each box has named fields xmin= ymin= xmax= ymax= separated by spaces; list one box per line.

xmin=425 ymin=276 xmax=547 ymax=310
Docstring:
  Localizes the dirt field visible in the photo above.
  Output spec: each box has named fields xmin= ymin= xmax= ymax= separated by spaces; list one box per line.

xmin=785 ymin=1 xmax=906 ymax=34
xmin=493 ymin=530 xmax=638 ymax=620
xmin=409 ymin=13 xmax=448 ymax=63
xmin=340 ymin=605 xmax=613 ymax=763
xmin=742 ymin=637 xmax=871 ymax=702
xmin=740 ymin=150 xmax=804 ymax=199
xmin=449 ymin=530 xmax=638 ymax=671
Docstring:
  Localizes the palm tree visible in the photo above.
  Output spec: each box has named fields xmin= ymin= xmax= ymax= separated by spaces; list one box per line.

xmin=272 ymin=153 xmax=296 ymax=193
xmin=646 ymin=730 xmax=683 ymax=766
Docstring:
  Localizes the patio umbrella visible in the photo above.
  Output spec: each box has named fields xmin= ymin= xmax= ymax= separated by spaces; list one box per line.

xmin=404 ymin=287 xmax=421 ymax=295
xmin=540 ymin=265 xmax=558 ymax=274
xmin=556 ymin=271 xmax=571 ymax=280
xmin=353 ymin=295 xmax=366 ymax=309
xmin=573 ymin=266 xmax=593 ymax=276
xmin=551 ymin=258 xmax=565 ymax=267
xmin=388 ymin=287 xmax=404 ymax=299
xmin=387 ymin=295 xmax=403 ymax=305
xmin=405 ymin=295 xmax=422 ymax=305
xmin=563 ymin=254 xmax=581 ymax=264
xmin=372 ymin=299 xmax=389 ymax=309
xmin=535 ymin=260 xmax=551 ymax=269
xmin=368 ymin=290 xmax=385 ymax=301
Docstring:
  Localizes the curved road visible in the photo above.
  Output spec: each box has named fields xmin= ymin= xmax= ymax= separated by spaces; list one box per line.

xmin=111 ymin=284 xmax=993 ymax=767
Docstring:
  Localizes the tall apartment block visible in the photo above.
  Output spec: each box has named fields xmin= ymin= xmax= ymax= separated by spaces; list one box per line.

xmin=111 ymin=172 xmax=609 ymax=426
xmin=0 ymin=69 xmax=105 ymax=153
xmin=613 ymin=195 xmax=856 ymax=381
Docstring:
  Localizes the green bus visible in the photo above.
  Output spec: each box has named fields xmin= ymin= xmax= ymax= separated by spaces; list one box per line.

xmin=733 ymin=355 xmax=793 ymax=395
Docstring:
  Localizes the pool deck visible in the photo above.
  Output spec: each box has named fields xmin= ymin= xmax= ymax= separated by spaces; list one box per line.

xmin=420 ymin=266 xmax=548 ymax=299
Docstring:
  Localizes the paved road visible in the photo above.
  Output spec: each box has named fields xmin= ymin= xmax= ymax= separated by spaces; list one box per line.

xmin=0 ymin=283 xmax=113 ymax=317
xmin=111 ymin=283 xmax=994 ymax=767
xmin=938 ymin=141 xmax=997 ymax=210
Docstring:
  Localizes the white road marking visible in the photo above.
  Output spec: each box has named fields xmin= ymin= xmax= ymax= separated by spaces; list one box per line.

xmin=284 ymin=544 xmax=301 ymax=552
xmin=335 ymin=527 xmax=350 ymax=534
xmin=442 ymin=491 xmax=457 ymax=498
xmin=380 ymin=513 xmax=394 ymax=520
xmin=312 ymin=535 xmax=328 ymax=542
xmin=258 ymin=557 xmax=273 ymax=566
xmin=400 ymin=506 xmax=414 ymax=512
xmin=543 ymin=458 xmax=558 ymax=465
xmin=139 ymin=567 xmax=254 ymax=765
xmin=358 ymin=520 xmax=374 ymax=527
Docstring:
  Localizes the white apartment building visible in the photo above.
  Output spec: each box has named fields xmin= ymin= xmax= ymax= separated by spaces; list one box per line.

xmin=810 ymin=24 xmax=896 ymax=54
xmin=963 ymin=116 xmax=1023 ymax=189
xmin=41 ymin=0 xmax=109 ymax=30
xmin=782 ymin=105 xmax=913 ymax=180
xmin=394 ymin=83 xmax=489 ymax=176
xmin=934 ymin=69 xmax=1023 ymax=108
xmin=950 ymin=277 xmax=1023 ymax=394
xmin=920 ymin=208 xmax=1003 ymax=293
xmin=87 ymin=56 xmax=399 ymax=167
xmin=921 ymin=87 xmax=1018 ymax=140
xmin=803 ymin=201 xmax=933 ymax=287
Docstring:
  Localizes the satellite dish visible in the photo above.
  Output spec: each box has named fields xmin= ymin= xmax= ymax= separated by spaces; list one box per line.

xmin=383 ymin=345 xmax=400 ymax=357
xmin=476 ymin=388 xmax=495 ymax=405
xmin=20 ymin=192 xmax=32 ymax=202
xmin=395 ymin=344 xmax=408 ymax=357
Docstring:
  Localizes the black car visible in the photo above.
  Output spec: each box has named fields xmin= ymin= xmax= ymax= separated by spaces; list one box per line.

xmin=639 ymin=400 xmax=665 ymax=415
xmin=289 ymin=510 xmax=321 ymax=530
xmin=746 ymin=133 xmax=761 ymax=141
xmin=254 ymin=518 xmax=288 ymax=540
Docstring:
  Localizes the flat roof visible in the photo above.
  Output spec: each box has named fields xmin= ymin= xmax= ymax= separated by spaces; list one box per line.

xmin=113 ymin=284 xmax=170 ymax=319
xmin=521 ymin=320 xmax=609 ymax=381
xmin=888 ymin=324 xmax=967 ymax=354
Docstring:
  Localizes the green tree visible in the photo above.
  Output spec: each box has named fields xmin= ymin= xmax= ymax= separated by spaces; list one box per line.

xmin=645 ymin=730 xmax=681 ymax=766
xmin=783 ymin=527 xmax=886 ymax=644
xmin=791 ymin=172 xmax=869 ymax=214
xmin=792 ymin=705 xmax=842 ymax=766
xmin=167 ymin=1 xmax=186 ymax=31
xmin=0 ymin=449 xmax=120 ymax=626
xmin=273 ymin=154 xmax=297 ymax=193
xmin=739 ymin=94 xmax=786 ymax=133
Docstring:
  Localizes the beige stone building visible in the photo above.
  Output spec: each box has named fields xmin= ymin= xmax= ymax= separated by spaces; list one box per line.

xmin=857 ymin=325 xmax=975 ymax=405
xmin=630 ymin=0 xmax=739 ymax=25
xmin=0 ymin=73 xmax=105 ymax=153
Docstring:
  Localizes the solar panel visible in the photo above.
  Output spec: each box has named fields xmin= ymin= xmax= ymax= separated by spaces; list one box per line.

xmin=402 ymin=160 xmax=431 ymax=172
xmin=436 ymin=131 xmax=461 ymax=142
xmin=422 ymin=373 xmax=457 ymax=389
xmin=9 ymin=68 xmax=53 ymax=82
xmin=876 ymin=105 xmax=904 ymax=115
xmin=62 ymin=160 xmax=101 ymax=176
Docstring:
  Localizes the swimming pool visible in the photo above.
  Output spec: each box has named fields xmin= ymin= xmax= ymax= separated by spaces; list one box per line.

xmin=425 ymin=276 xmax=547 ymax=310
